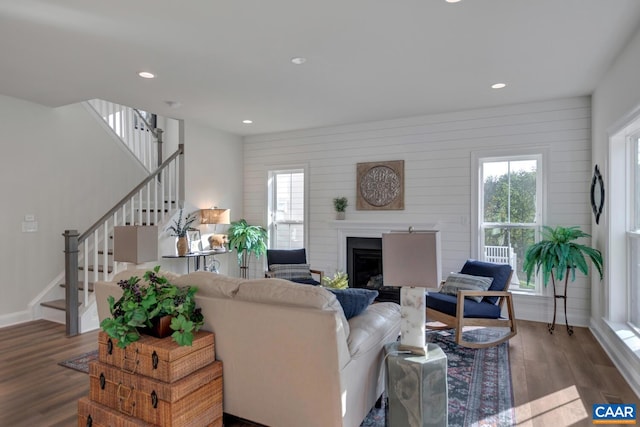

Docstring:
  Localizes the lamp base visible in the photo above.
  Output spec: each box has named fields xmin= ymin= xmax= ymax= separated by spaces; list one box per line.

xmin=397 ymin=343 xmax=427 ymax=356
xmin=400 ymin=287 xmax=428 ymax=358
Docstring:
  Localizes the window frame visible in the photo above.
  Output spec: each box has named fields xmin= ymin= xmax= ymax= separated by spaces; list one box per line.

xmin=608 ymin=112 xmax=640 ymax=332
xmin=627 ymin=132 xmax=640 ymax=331
xmin=472 ymin=147 xmax=548 ymax=294
xmin=266 ymin=164 xmax=309 ymax=251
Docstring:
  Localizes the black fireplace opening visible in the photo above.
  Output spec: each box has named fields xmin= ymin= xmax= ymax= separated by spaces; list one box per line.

xmin=346 ymin=237 xmax=400 ymax=304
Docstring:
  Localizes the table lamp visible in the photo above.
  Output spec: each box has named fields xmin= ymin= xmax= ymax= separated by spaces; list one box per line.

xmin=200 ymin=208 xmax=230 ymax=251
xmin=383 ymin=228 xmax=441 ymax=355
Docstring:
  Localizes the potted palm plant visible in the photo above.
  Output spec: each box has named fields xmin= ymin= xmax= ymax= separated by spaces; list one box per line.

xmin=523 ymin=225 xmax=603 ymax=335
xmin=227 ymin=219 xmax=268 ymax=278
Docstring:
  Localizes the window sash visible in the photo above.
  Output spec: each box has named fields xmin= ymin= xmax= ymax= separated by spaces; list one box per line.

xmin=269 ymin=169 xmax=305 ymax=250
xmin=479 ymin=155 xmax=542 ymax=292
xmin=628 ymin=232 xmax=640 ymax=330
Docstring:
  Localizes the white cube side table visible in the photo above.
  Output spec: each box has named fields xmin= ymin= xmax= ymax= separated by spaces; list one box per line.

xmin=384 ymin=342 xmax=448 ymax=427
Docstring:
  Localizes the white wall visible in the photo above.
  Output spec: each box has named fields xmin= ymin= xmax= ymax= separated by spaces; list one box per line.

xmin=177 ymin=120 xmax=243 ymax=277
xmin=244 ymin=97 xmax=592 ymax=324
xmin=591 ymin=25 xmax=640 ymax=396
xmin=0 ymin=95 xmax=148 ymax=325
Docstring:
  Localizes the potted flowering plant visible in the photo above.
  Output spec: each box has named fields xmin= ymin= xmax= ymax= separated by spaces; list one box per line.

xmin=100 ymin=266 xmax=204 ymax=348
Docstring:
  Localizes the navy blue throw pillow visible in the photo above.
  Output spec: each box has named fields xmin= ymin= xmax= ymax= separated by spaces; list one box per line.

xmin=328 ymin=288 xmax=378 ymax=319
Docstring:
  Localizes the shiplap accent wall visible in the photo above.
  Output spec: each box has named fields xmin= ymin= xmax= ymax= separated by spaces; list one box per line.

xmin=243 ymin=96 xmax=592 ymax=324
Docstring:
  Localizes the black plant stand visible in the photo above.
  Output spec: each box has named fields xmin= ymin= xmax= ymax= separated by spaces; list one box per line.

xmin=548 ymin=272 xmax=573 ymax=335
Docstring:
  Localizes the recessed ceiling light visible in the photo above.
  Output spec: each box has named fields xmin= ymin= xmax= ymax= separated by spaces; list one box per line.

xmin=446 ymin=0 xmax=462 ymax=3
xmin=138 ymin=71 xmax=155 ymax=79
xmin=290 ymin=57 xmax=307 ymax=65
xmin=491 ymin=83 xmax=507 ymax=89
xmin=242 ymin=119 xmax=253 ymax=124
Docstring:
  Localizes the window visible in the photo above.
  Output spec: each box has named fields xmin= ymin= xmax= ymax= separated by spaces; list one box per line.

xmin=268 ymin=168 xmax=306 ymax=249
xmin=629 ymin=135 xmax=640 ymax=329
xmin=611 ymin=115 xmax=640 ymax=332
xmin=478 ymin=155 xmax=543 ymax=292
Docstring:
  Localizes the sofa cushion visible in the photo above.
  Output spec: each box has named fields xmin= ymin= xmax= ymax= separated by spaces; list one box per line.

xmin=426 ymin=292 xmax=502 ymax=318
xmin=269 ymin=264 xmax=313 ymax=281
xmin=172 ymin=271 xmax=244 ymax=298
xmin=327 ymin=288 xmax=378 ymax=319
xmin=347 ymin=302 xmax=401 ymax=357
xmin=236 ymin=278 xmax=350 ymax=337
xmin=459 ymin=259 xmax=512 ymax=304
xmin=439 ymin=272 xmax=493 ymax=302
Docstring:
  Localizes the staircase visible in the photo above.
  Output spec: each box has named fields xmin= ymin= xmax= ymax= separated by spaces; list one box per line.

xmin=38 ymin=100 xmax=185 ymax=335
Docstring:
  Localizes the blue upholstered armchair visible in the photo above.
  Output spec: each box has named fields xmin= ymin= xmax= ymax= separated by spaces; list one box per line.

xmin=426 ymin=259 xmax=517 ymax=348
xmin=265 ymin=249 xmax=324 ymax=285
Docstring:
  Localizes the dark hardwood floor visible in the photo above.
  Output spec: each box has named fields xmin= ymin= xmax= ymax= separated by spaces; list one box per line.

xmin=0 ymin=319 xmax=638 ymax=426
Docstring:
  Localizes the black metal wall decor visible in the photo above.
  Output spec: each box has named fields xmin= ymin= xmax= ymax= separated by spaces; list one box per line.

xmin=590 ymin=164 xmax=604 ymax=224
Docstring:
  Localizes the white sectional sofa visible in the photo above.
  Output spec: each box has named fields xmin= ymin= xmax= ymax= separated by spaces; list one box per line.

xmin=95 ymin=270 xmax=401 ymax=427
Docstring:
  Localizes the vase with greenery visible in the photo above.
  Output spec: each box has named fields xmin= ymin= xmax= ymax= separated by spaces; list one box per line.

xmin=227 ymin=219 xmax=268 ymax=278
xmin=321 ymin=271 xmax=349 ymax=289
xmin=166 ymin=208 xmax=197 ymax=255
xmin=523 ymin=225 xmax=603 ymax=335
xmin=100 ymin=266 xmax=204 ymax=348
xmin=333 ymin=197 xmax=348 ymax=220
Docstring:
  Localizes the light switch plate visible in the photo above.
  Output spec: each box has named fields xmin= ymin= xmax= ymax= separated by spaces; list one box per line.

xmin=22 ymin=221 xmax=38 ymax=232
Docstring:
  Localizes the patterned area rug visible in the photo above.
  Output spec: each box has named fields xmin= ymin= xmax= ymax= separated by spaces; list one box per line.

xmin=362 ymin=329 xmax=514 ymax=427
xmin=59 ymin=329 xmax=514 ymax=427
xmin=58 ymin=349 xmax=98 ymax=373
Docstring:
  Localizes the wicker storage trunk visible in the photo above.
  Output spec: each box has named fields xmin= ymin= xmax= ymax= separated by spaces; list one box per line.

xmin=97 ymin=331 xmax=215 ymax=383
xmin=78 ymin=397 xmax=223 ymax=427
xmin=89 ymin=360 xmax=223 ymax=426
xmin=81 ymin=331 xmax=222 ymax=426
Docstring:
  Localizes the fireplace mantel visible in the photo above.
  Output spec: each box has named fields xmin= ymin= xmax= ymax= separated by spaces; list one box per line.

xmin=329 ymin=220 xmax=438 ymax=271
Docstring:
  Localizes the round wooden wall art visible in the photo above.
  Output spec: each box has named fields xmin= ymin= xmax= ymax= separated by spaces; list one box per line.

xmin=356 ymin=160 xmax=405 ymax=210
xmin=590 ymin=164 xmax=604 ymax=224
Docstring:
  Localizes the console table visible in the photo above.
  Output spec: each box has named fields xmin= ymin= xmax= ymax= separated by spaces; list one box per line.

xmin=162 ymin=248 xmax=228 ymax=273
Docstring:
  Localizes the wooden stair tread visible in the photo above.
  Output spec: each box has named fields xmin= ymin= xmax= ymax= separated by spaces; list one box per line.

xmin=79 ymin=265 xmax=113 ymax=273
xmin=124 ymin=222 xmax=156 ymax=226
xmin=97 ymin=250 xmax=113 ymax=255
xmin=40 ymin=299 xmax=81 ymax=310
xmin=59 ymin=282 xmax=94 ymax=292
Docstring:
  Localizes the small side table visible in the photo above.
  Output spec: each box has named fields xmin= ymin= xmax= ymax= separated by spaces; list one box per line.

xmin=384 ymin=342 xmax=448 ymax=427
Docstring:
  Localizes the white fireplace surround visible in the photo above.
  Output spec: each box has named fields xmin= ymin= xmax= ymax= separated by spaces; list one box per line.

xmin=330 ymin=220 xmax=439 ymax=272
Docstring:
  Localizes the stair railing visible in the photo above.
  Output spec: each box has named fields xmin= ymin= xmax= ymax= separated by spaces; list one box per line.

xmin=63 ymin=144 xmax=184 ymax=336
xmin=87 ymin=99 xmax=163 ymax=172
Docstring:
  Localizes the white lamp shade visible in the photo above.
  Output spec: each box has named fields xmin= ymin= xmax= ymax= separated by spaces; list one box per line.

xmin=113 ymin=226 xmax=159 ymax=263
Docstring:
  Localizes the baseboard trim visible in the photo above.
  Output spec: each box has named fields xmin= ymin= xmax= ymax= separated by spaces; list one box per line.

xmin=0 ymin=310 xmax=33 ymax=328
xmin=590 ymin=317 xmax=640 ymax=398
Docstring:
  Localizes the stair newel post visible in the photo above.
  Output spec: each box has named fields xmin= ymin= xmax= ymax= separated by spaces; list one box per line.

xmin=63 ymin=229 xmax=80 ymax=336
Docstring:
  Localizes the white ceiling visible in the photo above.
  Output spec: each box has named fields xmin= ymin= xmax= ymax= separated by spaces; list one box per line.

xmin=1 ymin=0 xmax=640 ymax=136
